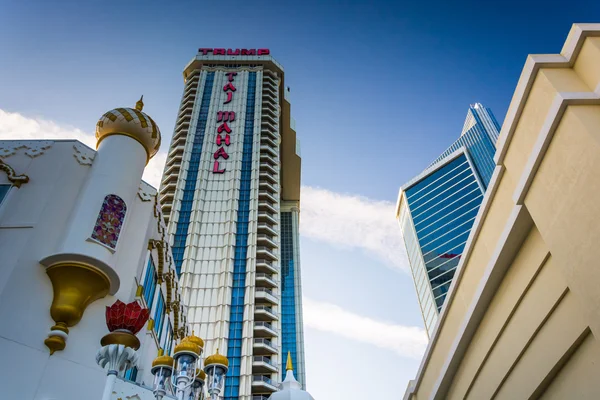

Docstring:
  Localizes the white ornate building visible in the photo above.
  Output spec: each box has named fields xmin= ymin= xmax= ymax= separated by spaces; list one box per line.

xmin=0 ymin=98 xmax=190 ymax=399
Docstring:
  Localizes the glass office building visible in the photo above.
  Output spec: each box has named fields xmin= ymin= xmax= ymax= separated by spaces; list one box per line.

xmin=396 ymin=103 xmax=500 ymax=337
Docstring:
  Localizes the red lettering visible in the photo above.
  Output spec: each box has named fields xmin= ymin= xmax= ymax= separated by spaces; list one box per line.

xmin=257 ymin=49 xmax=270 ymax=56
xmin=216 ymin=133 xmax=231 ymax=146
xmin=217 ymin=122 xmax=232 ymax=134
xmin=223 ymin=82 xmax=237 ymax=92
xmin=227 ymin=49 xmax=240 ymax=55
xmin=217 ymin=111 xmax=235 ymax=122
xmin=213 ymin=147 xmax=229 ymax=160
xmin=241 ymin=49 xmax=256 ymax=56
xmin=213 ymin=48 xmax=226 ymax=55
xmin=226 ymin=72 xmax=238 ymax=82
xmin=224 ymin=92 xmax=233 ymax=104
xmin=213 ymin=161 xmax=225 ymax=174
xmin=198 ymin=48 xmax=212 ymax=55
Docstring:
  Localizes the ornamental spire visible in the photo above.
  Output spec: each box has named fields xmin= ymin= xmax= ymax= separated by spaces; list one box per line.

xmin=286 ymin=351 xmax=293 ymax=371
xmin=136 ymin=95 xmax=144 ymax=111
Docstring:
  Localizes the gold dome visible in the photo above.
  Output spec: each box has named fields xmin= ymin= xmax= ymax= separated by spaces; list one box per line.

xmin=195 ymin=368 xmax=207 ymax=381
xmin=184 ymin=331 xmax=205 ymax=351
xmin=204 ymin=348 xmax=229 ymax=367
xmin=152 ymin=354 xmax=175 ymax=369
xmin=95 ymin=96 xmax=161 ymax=162
xmin=174 ymin=339 xmax=201 ymax=356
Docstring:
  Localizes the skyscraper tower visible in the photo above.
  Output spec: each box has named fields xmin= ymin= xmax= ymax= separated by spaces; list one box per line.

xmin=396 ymin=103 xmax=500 ymax=337
xmin=159 ymin=48 xmax=306 ymax=399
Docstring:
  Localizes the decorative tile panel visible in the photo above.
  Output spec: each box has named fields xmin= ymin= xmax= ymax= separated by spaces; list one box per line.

xmin=0 ymin=141 xmax=53 ymax=158
xmin=91 ymin=194 xmax=127 ymax=249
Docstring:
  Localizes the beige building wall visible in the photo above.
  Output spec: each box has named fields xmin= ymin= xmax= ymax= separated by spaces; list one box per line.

xmin=403 ymin=23 xmax=600 ymax=400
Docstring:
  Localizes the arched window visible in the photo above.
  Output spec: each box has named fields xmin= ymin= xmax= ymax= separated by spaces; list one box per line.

xmin=91 ymin=194 xmax=127 ymax=249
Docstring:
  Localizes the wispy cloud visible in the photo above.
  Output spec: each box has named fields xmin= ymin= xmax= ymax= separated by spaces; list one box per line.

xmin=303 ymin=297 xmax=427 ymax=359
xmin=0 ymin=109 xmax=166 ymax=188
xmin=300 ymin=186 xmax=409 ymax=271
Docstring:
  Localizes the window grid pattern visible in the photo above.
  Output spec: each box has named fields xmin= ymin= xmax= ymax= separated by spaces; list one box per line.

xmin=405 ymin=154 xmax=483 ymax=313
xmin=224 ymin=71 xmax=256 ymax=400
xmin=142 ymin=257 xmax=157 ymax=310
xmin=172 ymin=72 xmax=215 ymax=276
xmin=280 ymin=212 xmax=299 ymax=382
xmin=428 ymin=105 xmax=500 ymax=188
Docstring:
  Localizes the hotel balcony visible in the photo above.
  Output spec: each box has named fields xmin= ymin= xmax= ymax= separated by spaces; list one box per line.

xmin=260 ymin=134 xmax=278 ymax=148
xmin=254 ymin=306 xmax=278 ymax=322
xmin=261 ymin=126 xmax=279 ymax=140
xmin=263 ymin=85 xmax=278 ymax=97
xmin=262 ymin=95 xmax=278 ymax=108
xmin=259 ymin=162 xmax=277 ymax=175
xmin=259 ymin=171 xmax=278 ymax=185
xmin=168 ymin=144 xmax=185 ymax=158
xmin=263 ymin=113 xmax=278 ymax=126
xmin=257 ymin=211 xmax=278 ymax=225
xmin=256 ymin=259 xmax=278 ymax=274
xmin=160 ymin=180 xmax=176 ymax=194
xmin=255 ymin=273 xmax=277 ymax=289
xmin=163 ymin=161 xmax=181 ymax=176
xmin=258 ymin=201 xmax=278 ymax=214
xmin=252 ymin=356 xmax=278 ymax=374
xmin=259 ymin=182 xmax=278 ymax=197
xmin=257 ymin=233 xmax=278 ymax=248
xmin=253 ymin=338 xmax=278 ymax=356
xmin=259 ymin=152 xmax=277 ymax=166
xmin=255 ymin=288 xmax=278 ymax=305
xmin=256 ymin=246 xmax=277 ymax=261
xmin=254 ymin=321 xmax=278 ymax=338
xmin=258 ymin=190 xmax=278 ymax=204
xmin=159 ymin=192 xmax=174 ymax=208
xmin=260 ymin=144 xmax=279 ymax=158
xmin=252 ymin=375 xmax=278 ymax=393
xmin=261 ymin=119 xmax=278 ymax=132
xmin=257 ymin=224 xmax=278 ymax=237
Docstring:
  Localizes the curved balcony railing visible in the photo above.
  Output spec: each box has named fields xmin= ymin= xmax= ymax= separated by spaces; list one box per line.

xmin=253 ymin=356 xmax=274 ymax=365
xmin=255 ymin=321 xmax=274 ymax=330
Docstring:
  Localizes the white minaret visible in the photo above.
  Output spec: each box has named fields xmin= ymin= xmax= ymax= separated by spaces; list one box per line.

xmin=40 ymin=97 xmax=162 ymax=354
xmin=268 ymin=353 xmax=315 ymax=400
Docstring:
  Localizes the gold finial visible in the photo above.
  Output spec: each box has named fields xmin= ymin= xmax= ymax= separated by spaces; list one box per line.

xmin=136 ymin=95 xmax=144 ymax=111
xmin=158 ymin=348 xmax=164 ymax=357
xmin=286 ymin=351 xmax=293 ymax=371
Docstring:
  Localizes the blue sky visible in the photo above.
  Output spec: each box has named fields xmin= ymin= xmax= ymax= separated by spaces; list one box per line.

xmin=1 ymin=0 xmax=598 ymax=398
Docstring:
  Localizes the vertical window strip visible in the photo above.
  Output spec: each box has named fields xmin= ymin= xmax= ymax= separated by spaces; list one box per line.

xmin=172 ymin=72 xmax=215 ymax=276
xmin=224 ymin=72 xmax=256 ymax=400
xmin=143 ymin=257 xmax=158 ymax=310
xmin=281 ymin=212 xmax=298 ymax=381
xmin=154 ymin=293 xmax=165 ymax=341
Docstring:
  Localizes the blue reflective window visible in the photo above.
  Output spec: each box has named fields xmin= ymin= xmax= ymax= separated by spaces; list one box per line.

xmin=124 ymin=366 xmax=138 ymax=382
xmin=225 ymin=72 xmax=256 ymax=400
xmin=0 ymin=184 xmax=10 ymax=206
xmin=172 ymin=72 xmax=215 ymax=276
xmin=154 ymin=293 xmax=165 ymax=341
xmin=142 ymin=257 xmax=157 ymax=310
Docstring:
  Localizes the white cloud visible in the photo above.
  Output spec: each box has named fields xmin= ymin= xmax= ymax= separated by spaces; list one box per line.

xmin=303 ymin=297 xmax=428 ymax=359
xmin=300 ymin=186 xmax=409 ymax=271
xmin=0 ymin=109 xmax=166 ymax=188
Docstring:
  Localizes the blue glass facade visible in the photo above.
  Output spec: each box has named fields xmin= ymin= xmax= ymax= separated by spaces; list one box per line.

xmin=399 ymin=104 xmax=499 ymax=336
xmin=281 ymin=211 xmax=299 ymax=381
xmin=224 ymin=72 xmax=256 ymax=400
xmin=172 ymin=72 xmax=215 ymax=276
